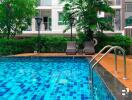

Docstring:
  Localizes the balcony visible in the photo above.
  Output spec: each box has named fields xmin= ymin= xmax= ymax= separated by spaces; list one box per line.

xmin=39 ymin=0 xmax=52 ymax=6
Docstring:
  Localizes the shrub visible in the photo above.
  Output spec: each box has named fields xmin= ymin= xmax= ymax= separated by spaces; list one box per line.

xmin=41 ymin=36 xmax=68 ymax=53
xmin=95 ymin=32 xmax=132 ymax=54
xmin=0 ymin=36 xmax=69 ymax=55
xmin=0 ymin=38 xmax=36 ymax=55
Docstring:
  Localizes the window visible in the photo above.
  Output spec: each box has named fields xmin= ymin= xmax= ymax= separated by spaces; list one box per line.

xmin=108 ymin=0 xmax=121 ymax=6
xmin=40 ymin=0 xmax=51 ymax=6
xmin=116 ymin=0 xmax=120 ymax=5
xmin=126 ymin=3 xmax=132 ymax=12
xmin=108 ymin=1 xmax=113 ymax=5
xmin=58 ymin=12 xmax=65 ymax=25
xmin=115 ymin=10 xmax=121 ymax=30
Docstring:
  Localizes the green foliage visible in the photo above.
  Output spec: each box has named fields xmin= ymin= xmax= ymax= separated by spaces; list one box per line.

xmin=0 ymin=36 xmax=69 ymax=55
xmin=98 ymin=16 xmax=114 ymax=32
xmin=95 ymin=32 xmax=132 ymax=54
xmin=76 ymin=31 xmax=132 ymax=54
xmin=0 ymin=0 xmax=37 ymax=39
xmin=41 ymin=36 xmax=68 ymax=53
xmin=62 ymin=0 xmax=114 ymax=41
xmin=126 ymin=16 xmax=132 ymax=26
xmin=0 ymin=38 xmax=36 ymax=55
xmin=0 ymin=34 xmax=131 ymax=55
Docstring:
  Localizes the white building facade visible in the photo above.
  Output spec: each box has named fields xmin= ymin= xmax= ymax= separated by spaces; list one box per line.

xmin=23 ymin=0 xmax=74 ymax=35
xmin=23 ymin=0 xmax=125 ymax=35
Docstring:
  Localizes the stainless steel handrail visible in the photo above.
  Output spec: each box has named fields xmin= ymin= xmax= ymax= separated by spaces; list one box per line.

xmin=89 ymin=45 xmax=112 ymax=63
xmin=91 ymin=46 xmax=127 ymax=83
xmin=89 ymin=46 xmax=127 ymax=98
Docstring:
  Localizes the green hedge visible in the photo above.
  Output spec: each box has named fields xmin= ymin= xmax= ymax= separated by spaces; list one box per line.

xmin=0 ymin=38 xmax=35 ymax=55
xmin=0 ymin=34 xmax=132 ymax=55
xmin=0 ymin=36 xmax=68 ymax=55
xmin=41 ymin=36 xmax=68 ymax=53
xmin=95 ymin=33 xmax=132 ymax=54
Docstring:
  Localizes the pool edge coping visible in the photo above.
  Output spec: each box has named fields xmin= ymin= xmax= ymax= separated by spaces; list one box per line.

xmin=91 ymin=58 xmax=132 ymax=100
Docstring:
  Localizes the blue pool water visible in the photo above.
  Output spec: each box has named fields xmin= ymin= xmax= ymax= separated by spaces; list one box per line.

xmin=0 ymin=57 xmax=115 ymax=100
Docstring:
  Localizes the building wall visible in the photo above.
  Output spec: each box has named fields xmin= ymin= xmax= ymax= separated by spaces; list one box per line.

xmin=23 ymin=0 xmax=76 ymax=35
xmin=121 ymin=0 xmax=125 ymax=30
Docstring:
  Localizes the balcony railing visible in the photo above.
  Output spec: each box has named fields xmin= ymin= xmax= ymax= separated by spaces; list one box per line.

xmin=39 ymin=0 xmax=52 ymax=6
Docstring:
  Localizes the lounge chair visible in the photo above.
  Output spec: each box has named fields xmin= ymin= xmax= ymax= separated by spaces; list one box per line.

xmin=66 ymin=41 xmax=77 ymax=55
xmin=83 ymin=41 xmax=95 ymax=55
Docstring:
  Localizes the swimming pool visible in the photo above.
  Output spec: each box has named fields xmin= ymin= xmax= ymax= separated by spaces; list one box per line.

xmin=0 ymin=57 xmax=115 ymax=100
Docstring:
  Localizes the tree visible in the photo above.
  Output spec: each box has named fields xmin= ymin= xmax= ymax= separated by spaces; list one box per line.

xmin=98 ymin=16 xmax=114 ymax=33
xmin=0 ymin=0 xmax=37 ymax=39
xmin=62 ymin=0 xmax=114 ymax=41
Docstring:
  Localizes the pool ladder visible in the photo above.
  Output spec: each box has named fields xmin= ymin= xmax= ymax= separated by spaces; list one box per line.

xmin=89 ymin=45 xmax=127 ymax=89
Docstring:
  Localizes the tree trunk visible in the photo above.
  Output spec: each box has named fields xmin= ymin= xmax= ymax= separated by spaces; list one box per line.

xmin=85 ymin=28 xmax=94 ymax=41
xmin=101 ymin=28 xmax=103 ymax=33
xmin=6 ymin=19 xmax=11 ymax=39
xmin=7 ymin=26 xmax=11 ymax=39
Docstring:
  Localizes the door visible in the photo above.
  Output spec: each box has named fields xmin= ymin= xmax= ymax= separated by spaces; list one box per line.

xmin=43 ymin=17 xmax=51 ymax=31
xmin=43 ymin=17 xmax=48 ymax=30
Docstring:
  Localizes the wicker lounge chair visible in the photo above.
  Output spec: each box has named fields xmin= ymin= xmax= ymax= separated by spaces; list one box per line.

xmin=66 ymin=41 xmax=77 ymax=55
xmin=83 ymin=41 xmax=95 ymax=55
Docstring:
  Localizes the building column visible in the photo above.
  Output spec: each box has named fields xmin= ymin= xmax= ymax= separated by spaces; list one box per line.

xmin=121 ymin=0 xmax=125 ymax=30
xmin=51 ymin=9 xmax=58 ymax=32
xmin=32 ymin=18 xmax=36 ymax=31
xmin=51 ymin=0 xmax=59 ymax=32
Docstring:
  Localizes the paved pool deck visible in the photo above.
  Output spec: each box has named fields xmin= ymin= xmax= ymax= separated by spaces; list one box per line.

xmin=15 ymin=53 xmax=132 ymax=93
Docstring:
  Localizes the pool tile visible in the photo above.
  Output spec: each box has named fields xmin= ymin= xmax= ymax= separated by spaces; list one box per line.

xmin=0 ymin=57 xmax=115 ymax=100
